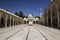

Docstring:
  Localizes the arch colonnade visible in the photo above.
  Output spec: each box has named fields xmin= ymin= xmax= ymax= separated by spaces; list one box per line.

xmin=0 ymin=8 xmax=24 ymax=28
xmin=44 ymin=0 xmax=60 ymax=28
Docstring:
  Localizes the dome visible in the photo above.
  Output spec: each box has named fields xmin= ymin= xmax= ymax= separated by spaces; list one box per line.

xmin=28 ymin=13 xmax=33 ymax=18
xmin=27 ymin=13 xmax=34 ymax=21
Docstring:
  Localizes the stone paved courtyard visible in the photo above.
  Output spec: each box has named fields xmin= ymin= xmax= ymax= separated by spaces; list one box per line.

xmin=0 ymin=24 xmax=60 ymax=40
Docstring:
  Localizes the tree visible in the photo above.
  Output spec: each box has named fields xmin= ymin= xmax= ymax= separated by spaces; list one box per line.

xmin=19 ymin=11 xmax=24 ymax=18
xmin=23 ymin=15 xmax=26 ymax=18
xmin=35 ymin=16 xmax=40 ymax=19
xmin=25 ymin=16 xmax=28 ymax=18
xmin=15 ymin=11 xmax=25 ymax=18
xmin=15 ymin=12 xmax=19 ymax=16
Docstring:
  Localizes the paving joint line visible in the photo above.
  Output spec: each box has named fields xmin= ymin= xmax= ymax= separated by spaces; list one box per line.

xmin=0 ymin=26 xmax=21 ymax=34
xmin=37 ymin=25 xmax=60 ymax=36
xmin=35 ymin=26 xmax=48 ymax=40
xmin=5 ymin=25 xmax=27 ymax=40
xmin=26 ymin=28 xmax=30 ymax=40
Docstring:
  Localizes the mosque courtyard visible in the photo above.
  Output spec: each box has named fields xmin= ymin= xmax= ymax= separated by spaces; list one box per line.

xmin=0 ymin=0 xmax=60 ymax=40
xmin=0 ymin=24 xmax=60 ymax=40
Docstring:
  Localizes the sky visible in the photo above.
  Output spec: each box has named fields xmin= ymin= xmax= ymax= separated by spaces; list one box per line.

xmin=0 ymin=0 xmax=50 ymax=16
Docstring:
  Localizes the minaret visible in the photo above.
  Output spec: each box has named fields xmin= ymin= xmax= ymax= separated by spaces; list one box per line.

xmin=40 ymin=8 xmax=42 ymax=18
xmin=51 ymin=0 xmax=53 ymax=2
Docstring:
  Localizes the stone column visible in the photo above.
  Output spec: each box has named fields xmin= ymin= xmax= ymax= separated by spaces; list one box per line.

xmin=55 ymin=3 xmax=60 ymax=28
xmin=10 ymin=16 xmax=12 ymax=26
xmin=26 ymin=21 xmax=27 ymax=24
xmin=13 ymin=18 xmax=14 ymax=26
xmin=16 ymin=21 xmax=17 ymax=25
xmin=47 ymin=11 xmax=48 ymax=26
xmin=0 ymin=15 xmax=1 ymax=25
xmin=17 ymin=20 xmax=18 ymax=25
xmin=18 ymin=20 xmax=19 ymax=25
xmin=0 ymin=17 xmax=1 ymax=25
xmin=15 ymin=20 xmax=16 ymax=25
xmin=15 ymin=19 xmax=17 ymax=25
xmin=5 ymin=15 xmax=8 ymax=28
xmin=57 ymin=11 xmax=59 ymax=28
xmin=18 ymin=21 xmax=19 ymax=24
xmin=50 ymin=9 xmax=53 ymax=27
xmin=19 ymin=21 xmax=20 ymax=24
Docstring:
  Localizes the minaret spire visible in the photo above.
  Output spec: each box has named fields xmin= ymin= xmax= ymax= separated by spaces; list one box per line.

xmin=51 ymin=0 xmax=53 ymax=2
xmin=40 ymin=8 xmax=42 ymax=18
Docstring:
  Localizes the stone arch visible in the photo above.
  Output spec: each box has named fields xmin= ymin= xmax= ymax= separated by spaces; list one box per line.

xmin=1 ymin=14 xmax=5 ymax=28
xmin=52 ymin=5 xmax=58 ymax=27
xmin=33 ymin=21 xmax=35 ymax=24
xmin=48 ymin=9 xmax=51 ymax=26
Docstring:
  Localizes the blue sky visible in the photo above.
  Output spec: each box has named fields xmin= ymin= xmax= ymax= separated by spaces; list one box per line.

xmin=0 ymin=0 xmax=50 ymax=16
